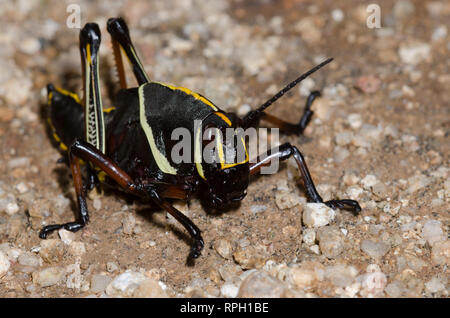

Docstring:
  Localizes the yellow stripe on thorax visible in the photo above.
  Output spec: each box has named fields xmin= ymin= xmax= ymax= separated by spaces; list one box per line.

xmin=154 ymin=82 xmax=218 ymax=111
xmin=138 ymin=84 xmax=178 ymax=175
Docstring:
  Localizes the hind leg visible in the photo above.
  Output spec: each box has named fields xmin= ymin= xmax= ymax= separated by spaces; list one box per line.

xmin=107 ymin=17 xmax=150 ymax=87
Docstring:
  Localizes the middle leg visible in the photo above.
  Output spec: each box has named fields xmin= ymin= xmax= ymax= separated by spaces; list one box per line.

xmin=250 ymin=142 xmax=361 ymax=213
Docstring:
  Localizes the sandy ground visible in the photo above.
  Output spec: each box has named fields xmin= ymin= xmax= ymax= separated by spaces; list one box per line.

xmin=0 ymin=0 xmax=448 ymax=298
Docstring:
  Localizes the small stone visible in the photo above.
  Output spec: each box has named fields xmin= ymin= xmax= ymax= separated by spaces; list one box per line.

xmin=19 ymin=37 xmax=41 ymax=55
xmin=302 ymin=203 xmax=335 ymax=228
xmin=106 ymin=271 xmax=166 ymax=297
xmin=7 ymin=157 xmax=30 ymax=169
xmin=90 ymin=274 xmax=113 ymax=293
xmin=325 ymin=264 xmax=359 ymax=288
xmin=398 ymin=43 xmax=431 ymax=65
xmin=233 ymin=245 xmax=270 ymax=270
xmin=308 ymin=245 xmax=320 ymax=255
xmin=335 ymin=131 xmax=353 ymax=146
xmin=66 ymin=263 xmax=82 ymax=290
xmin=32 ymin=266 xmax=66 ymax=287
xmin=122 ymin=214 xmax=136 ymax=235
xmin=347 ymin=113 xmax=363 ymax=129
xmin=15 ymin=182 xmax=28 ymax=194
xmin=331 ymin=9 xmax=344 ymax=22
xmin=421 ymin=220 xmax=445 ymax=245
xmin=431 ymin=240 xmax=450 ymax=266
xmin=250 ymin=205 xmax=267 ymax=214
xmin=39 ymin=239 xmax=65 ymax=263
xmin=385 ymin=280 xmax=406 ymax=297
xmin=237 ymin=270 xmax=286 ymax=298
xmin=133 ymin=279 xmax=167 ymax=298
xmin=106 ymin=271 xmax=147 ymax=297
xmin=92 ymin=198 xmax=102 ymax=211
xmin=360 ymin=239 xmax=390 ymax=260
xmin=0 ymin=251 xmax=10 ymax=277
xmin=237 ymin=104 xmax=251 ymax=117
xmin=358 ymin=271 xmax=387 ymax=296
xmin=213 ymin=238 xmax=233 ymax=260
xmin=107 ymin=262 xmax=119 ymax=273
xmin=288 ymin=261 xmax=324 ymax=289
xmin=334 ymin=146 xmax=349 ymax=163
xmin=298 ymin=77 xmax=315 ymax=96
xmin=360 ymin=174 xmax=378 ymax=190
xmin=53 ymin=195 xmax=70 ymax=215
xmin=220 ymin=282 xmax=240 ymax=298
xmin=18 ymin=252 xmax=41 ymax=267
xmin=407 ymin=174 xmax=430 ymax=193
xmin=218 ymin=264 xmax=243 ymax=282
xmin=355 ymin=75 xmax=381 ymax=94
xmin=68 ymin=241 xmax=86 ymax=257
xmin=393 ymin=0 xmax=415 ymax=19
xmin=432 ymin=25 xmax=448 ymax=41
xmin=302 ymin=228 xmax=316 ymax=246
xmin=58 ymin=229 xmax=75 ymax=245
xmin=425 ymin=276 xmax=445 ymax=294
xmin=317 ymin=226 xmax=344 ymax=258
xmin=275 ymin=191 xmax=301 ymax=209
xmin=5 ymin=202 xmax=19 ymax=215
xmin=313 ymin=97 xmax=333 ymax=121
xmin=346 ymin=185 xmax=364 ymax=200
xmin=294 ymin=17 xmax=322 ymax=44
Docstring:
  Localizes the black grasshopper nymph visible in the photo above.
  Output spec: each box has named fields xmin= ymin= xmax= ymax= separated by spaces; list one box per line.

xmin=42 ymin=17 xmax=361 ymax=259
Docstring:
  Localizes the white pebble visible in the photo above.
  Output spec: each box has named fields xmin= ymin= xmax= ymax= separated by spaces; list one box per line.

xmin=421 ymin=220 xmax=445 ymax=245
xmin=432 ymin=25 xmax=447 ymax=41
xmin=237 ymin=104 xmax=251 ymax=117
xmin=32 ymin=266 xmax=66 ymax=287
xmin=348 ymin=113 xmax=362 ymax=129
xmin=6 ymin=202 xmax=19 ymax=215
xmin=360 ymin=239 xmax=390 ymax=260
xmin=302 ymin=203 xmax=335 ymax=228
xmin=302 ymin=228 xmax=316 ymax=246
xmin=91 ymin=274 xmax=113 ymax=293
xmin=425 ymin=276 xmax=445 ymax=293
xmin=360 ymin=174 xmax=378 ymax=189
xmin=298 ymin=77 xmax=315 ymax=96
xmin=358 ymin=271 xmax=387 ymax=296
xmin=220 ymin=282 xmax=239 ymax=298
xmin=0 ymin=251 xmax=10 ymax=277
xmin=106 ymin=271 xmax=147 ymax=296
xmin=58 ymin=229 xmax=75 ymax=245
xmin=331 ymin=9 xmax=344 ymax=22
xmin=346 ymin=185 xmax=364 ymax=200
xmin=398 ymin=43 xmax=431 ymax=65
xmin=15 ymin=182 xmax=29 ymax=194
xmin=19 ymin=38 xmax=41 ymax=55
xmin=93 ymin=198 xmax=102 ymax=211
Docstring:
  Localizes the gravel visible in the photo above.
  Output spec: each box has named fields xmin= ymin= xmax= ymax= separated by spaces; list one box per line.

xmin=360 ymin=239 xmax=391 ymax=260
xmin=302 ymin=203 xmax=336 ymax=228
xmin=0 ymin=0 xmax=447 ymax=299
xmin=90 ymin=274 xmax=113 ymax=293
xmin=0 ymin=251 xmax=10 ymax=277
xmin=105 ymin=271 xmax=167 ymax=298
xmin=237 ymin=270 xmax=287 ymax=298
xmin=316 ymin=226 xmax=345 ymax=258
xmin=32 ymin=267 xmax=66 ymax=288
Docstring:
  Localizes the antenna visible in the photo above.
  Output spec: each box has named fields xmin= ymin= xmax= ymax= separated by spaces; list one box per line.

xmin=242 ymin=57 xmax=333 ymax=129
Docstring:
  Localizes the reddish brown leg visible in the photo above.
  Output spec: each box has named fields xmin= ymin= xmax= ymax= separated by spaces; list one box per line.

xmin=257 ymin=91 xmax=320 ymax=135
xmin=40 ymin=139 xmax=204 ymax=257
